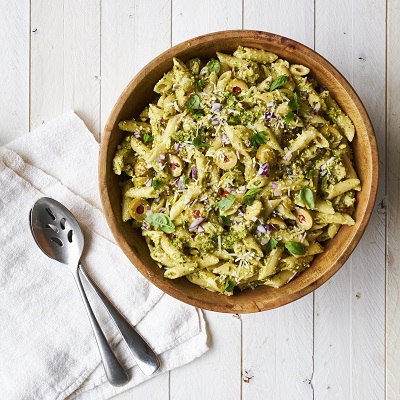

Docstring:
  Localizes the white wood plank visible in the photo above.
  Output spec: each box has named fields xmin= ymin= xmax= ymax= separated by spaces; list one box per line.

xmin=30 ymin=0 xmax=101 ymax=139
xmin=30 ymin=0 xmax=64 ymax=130
xmin=0 ymin=0 xmax=30 ymax=144
xmin=242 ymin=2 xmax=315 ymax=399
xmin=386 ymin=0 xmax=400 ymax=398
xmin=170 ymin=312 xmax=242 ymax=400
xmin=171 ymin=0 xmax=242 ymax=45
xmin=100 ymin=0 xmax=172 ymax=133
xmin=64 ymin=0 xmax=101 ymax=139
xmin=101 ymin=1 xmax=171 ymax=398
xmin=242 ymin=297 xmax=314 ymax=399
xmin=243 ymin=0 xmax=314 ymax=46
xmin=314 ymin=1 xmax=386 ymax=399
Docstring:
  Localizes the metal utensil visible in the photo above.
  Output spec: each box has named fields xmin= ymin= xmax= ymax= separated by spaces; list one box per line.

xmin=29 ymin=197 xmax=160 ymax=384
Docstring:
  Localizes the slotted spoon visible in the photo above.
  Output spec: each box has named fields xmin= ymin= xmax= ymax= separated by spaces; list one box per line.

xmin=29 ymin=197 xmax=160 ymax=385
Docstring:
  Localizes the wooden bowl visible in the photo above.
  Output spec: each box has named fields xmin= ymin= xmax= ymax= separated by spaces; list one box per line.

xmin=99 ymin=30 xmax=378 ymax=313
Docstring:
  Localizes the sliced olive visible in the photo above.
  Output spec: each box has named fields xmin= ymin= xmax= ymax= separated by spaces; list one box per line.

xmin=128 ymin=198 xmax=150 ymax=221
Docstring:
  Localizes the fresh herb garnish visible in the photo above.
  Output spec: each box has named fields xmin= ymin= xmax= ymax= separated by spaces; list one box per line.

xmin=142 ymin=132 xmax=153 ymax=144
xmin=207 ymin=59 xmax=221 ymax=75
xmin=184 ymin=177 xmax=190 ymax=185
xmin=185 ymin=94 xmax=201 ymax=110
xmin=218 ymin=215 xmax=232 ymax=226
xmin=306 ymin=169 xmax=314 ymax=179
xmin=300 ymin=187 xmax=315 ymax=210
xmin=152 ymin=179 xmax=164 ymax=190
xmin=285 ymin=241 xmax=306 ymax=255
xmin=288 ymin=93 xmax=299 ymax=111
xmin=224 ymin=279 xmax=235 ymax=292
xmin=250 ymin=131 xmax=268 ymax=148
xmin=193 ymin=109 xmax=205 ymax=119
xmin=285 ymin=111 xmax=295 ymax=125
xmin=243 ymin=188 xmax=262 ymax=206
xmin=265 ymin=237 xmax=278 ymax=252
xmin=215 ymin=194 xmax=236 ymax=211
xmin=145 ymin=213 xmax=175 ymax=234
xmin=320 ymin=175 xmax=328 ymax=191
xmin=269 ymin=75 xmax=288 ymax=91
xmin=192 ymin=134 xmax=210 ymax=148
xmin=194 ymin=78 xmax=205 ymax=92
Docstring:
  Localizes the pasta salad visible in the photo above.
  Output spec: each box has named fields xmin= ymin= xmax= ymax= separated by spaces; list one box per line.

xmin=112 ymin=46 xmax=360 ymax=295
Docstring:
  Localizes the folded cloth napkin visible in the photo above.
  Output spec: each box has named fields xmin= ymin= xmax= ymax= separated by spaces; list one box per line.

xmin=0 ymin=112 xmax=208 ymax=400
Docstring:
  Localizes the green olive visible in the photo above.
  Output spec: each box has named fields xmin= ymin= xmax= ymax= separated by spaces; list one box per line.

xmin=134 ymin=160 xmax=149 ymax=176
xmin=128 ymin=198 xmax=150 ymax=221
xmin=215 ymin=147 xmax=238 ymax=170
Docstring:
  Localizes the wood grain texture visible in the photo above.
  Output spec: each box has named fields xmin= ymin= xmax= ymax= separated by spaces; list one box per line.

xmin=170 ymin=312 xmax=242 ymax=400
xmin=0 ymin=0 xmax=30 ymax=144
xmin=242 ymin=296 xmax=314 ymax=399
xmin=171 ymin=0 xmax=242 ymax=45
xmin=30 ymin=0 xmax=101 ymax=138
xmin=100 ymin=0 xmax=172 ymax=134
xmin=386 ymin=0 xmax=400 ymax=398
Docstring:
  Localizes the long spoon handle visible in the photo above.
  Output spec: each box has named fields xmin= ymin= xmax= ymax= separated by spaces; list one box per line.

xmin=73 ymin=270 xmax=129 ymax=386
xmin=79 ymin=263 xmax=160 ymax=376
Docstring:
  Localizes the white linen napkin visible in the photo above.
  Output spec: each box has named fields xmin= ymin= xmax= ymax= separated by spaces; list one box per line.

xmin=0 ymin=112 xmax=208 ymax=400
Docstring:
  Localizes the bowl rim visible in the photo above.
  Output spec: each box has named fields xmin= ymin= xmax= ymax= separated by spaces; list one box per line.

xmin=99 ymin=29 xmax=379 ymax=313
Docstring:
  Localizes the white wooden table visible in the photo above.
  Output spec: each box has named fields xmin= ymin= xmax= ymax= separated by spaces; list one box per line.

xmin=1 ymin=1 xmax=398 ymax=399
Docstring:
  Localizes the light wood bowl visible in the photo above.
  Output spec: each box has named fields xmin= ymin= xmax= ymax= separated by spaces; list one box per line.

xmin=99 ymin=30 xmax=378 ymax=313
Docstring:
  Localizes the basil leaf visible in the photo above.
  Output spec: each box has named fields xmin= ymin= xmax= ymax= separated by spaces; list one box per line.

xmin=243 ymin=188 xmax=262 ymax=206
xmin=194 ymin=78 xmax=204 ymax=92
xmin=193 ymin=109 xmax=204 ymax=120
xmin=300 ymin=187 xmax=315 ymax=210
xmin=192 ymin=134 xmax=210 ymax=148
xmin=269 ymin=75 xmax=288 ymax=91
xmin=218 ymin=215 xmax=232 ymax=226
xmin=288 ymin=93 xmax=299 ymax=111
xmin=224 ymin=279 xmax=235 ymax=292
xmin=285 ymin=111 xmax=295 ymax=125
xmin=285 ymin=241 xmax=306 ymax=255
xmin=184 ymin=177 xmax=189 ymax=185
xmin=265 ymin=237 xmax=278 ymax=252
xmin=207 ymin=59 xmax=221 ymax=75
xmin=250 ymin=131 xmax=268 ymax=148
xmin=152 ymin=179 xmax=164 ymax=190
xmin=185 ymin=94 xmax=201 ymax=110
xmin=145 ymin=213 xmax=175 ymax=234
xmin=320 ymin=175 xmax=328 ymax=191
xmin=215 ymin=194 xmax=236 ymax=211
xmin=142 ymin=132 xmax=153 ymax=144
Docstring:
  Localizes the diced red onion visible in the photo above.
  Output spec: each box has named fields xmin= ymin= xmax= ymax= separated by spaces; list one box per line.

xmin=189 ymin=166 xmax=198 ymax=180
xmin=244 ymin=139 xmax=251 ymax=147
xmin=265 ymin=112 xmax=276 ymax=122
xmin=197 ymin=225 xmax=205 ymax=233
xmin=260 ymin=238 xmax=268 ymax=245
xmin=256 ymin=224 xmax=268 ymax=234
xmin=174 ymin=142 xmax=183 ymax=151
xmin=312 ymin=103 xmax=321 ymax=115
xmin=221 ymin=133 xmax=230 ymax=144
xmin=266 ymin=101 xmax=274 ymax=109
xmin=211 ymin=102 xmax=222 ymax=113
xmin=271 ymin=181 xmax=278 ymax=190
xmin=211 ymin=118 xmax=219 ymax=126
xmin=133 ymin=132 xmax=141 ymax=139
xmin=145 ymin=178 xmax=153 ymax=187
xmin=189 ymin=217 xmax=206 ymax=232
xmin=142 ymin=221 xmax=149 ymax=229
xmin=258 ymin=162 xmax=269 ymax=177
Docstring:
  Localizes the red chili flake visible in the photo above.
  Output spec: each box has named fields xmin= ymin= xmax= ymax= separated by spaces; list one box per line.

xmin=136 ymin=205 xmax=145 ymax=214
xmin=192 ymin=209 xmax=201 ymax=219
xmin=232 ymin=86 xmax=242 ymax=95
xmin=221 ymin=190 xmax=230 ymax=197
xmin=297 ymin=215 xmax=306 ymax=223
